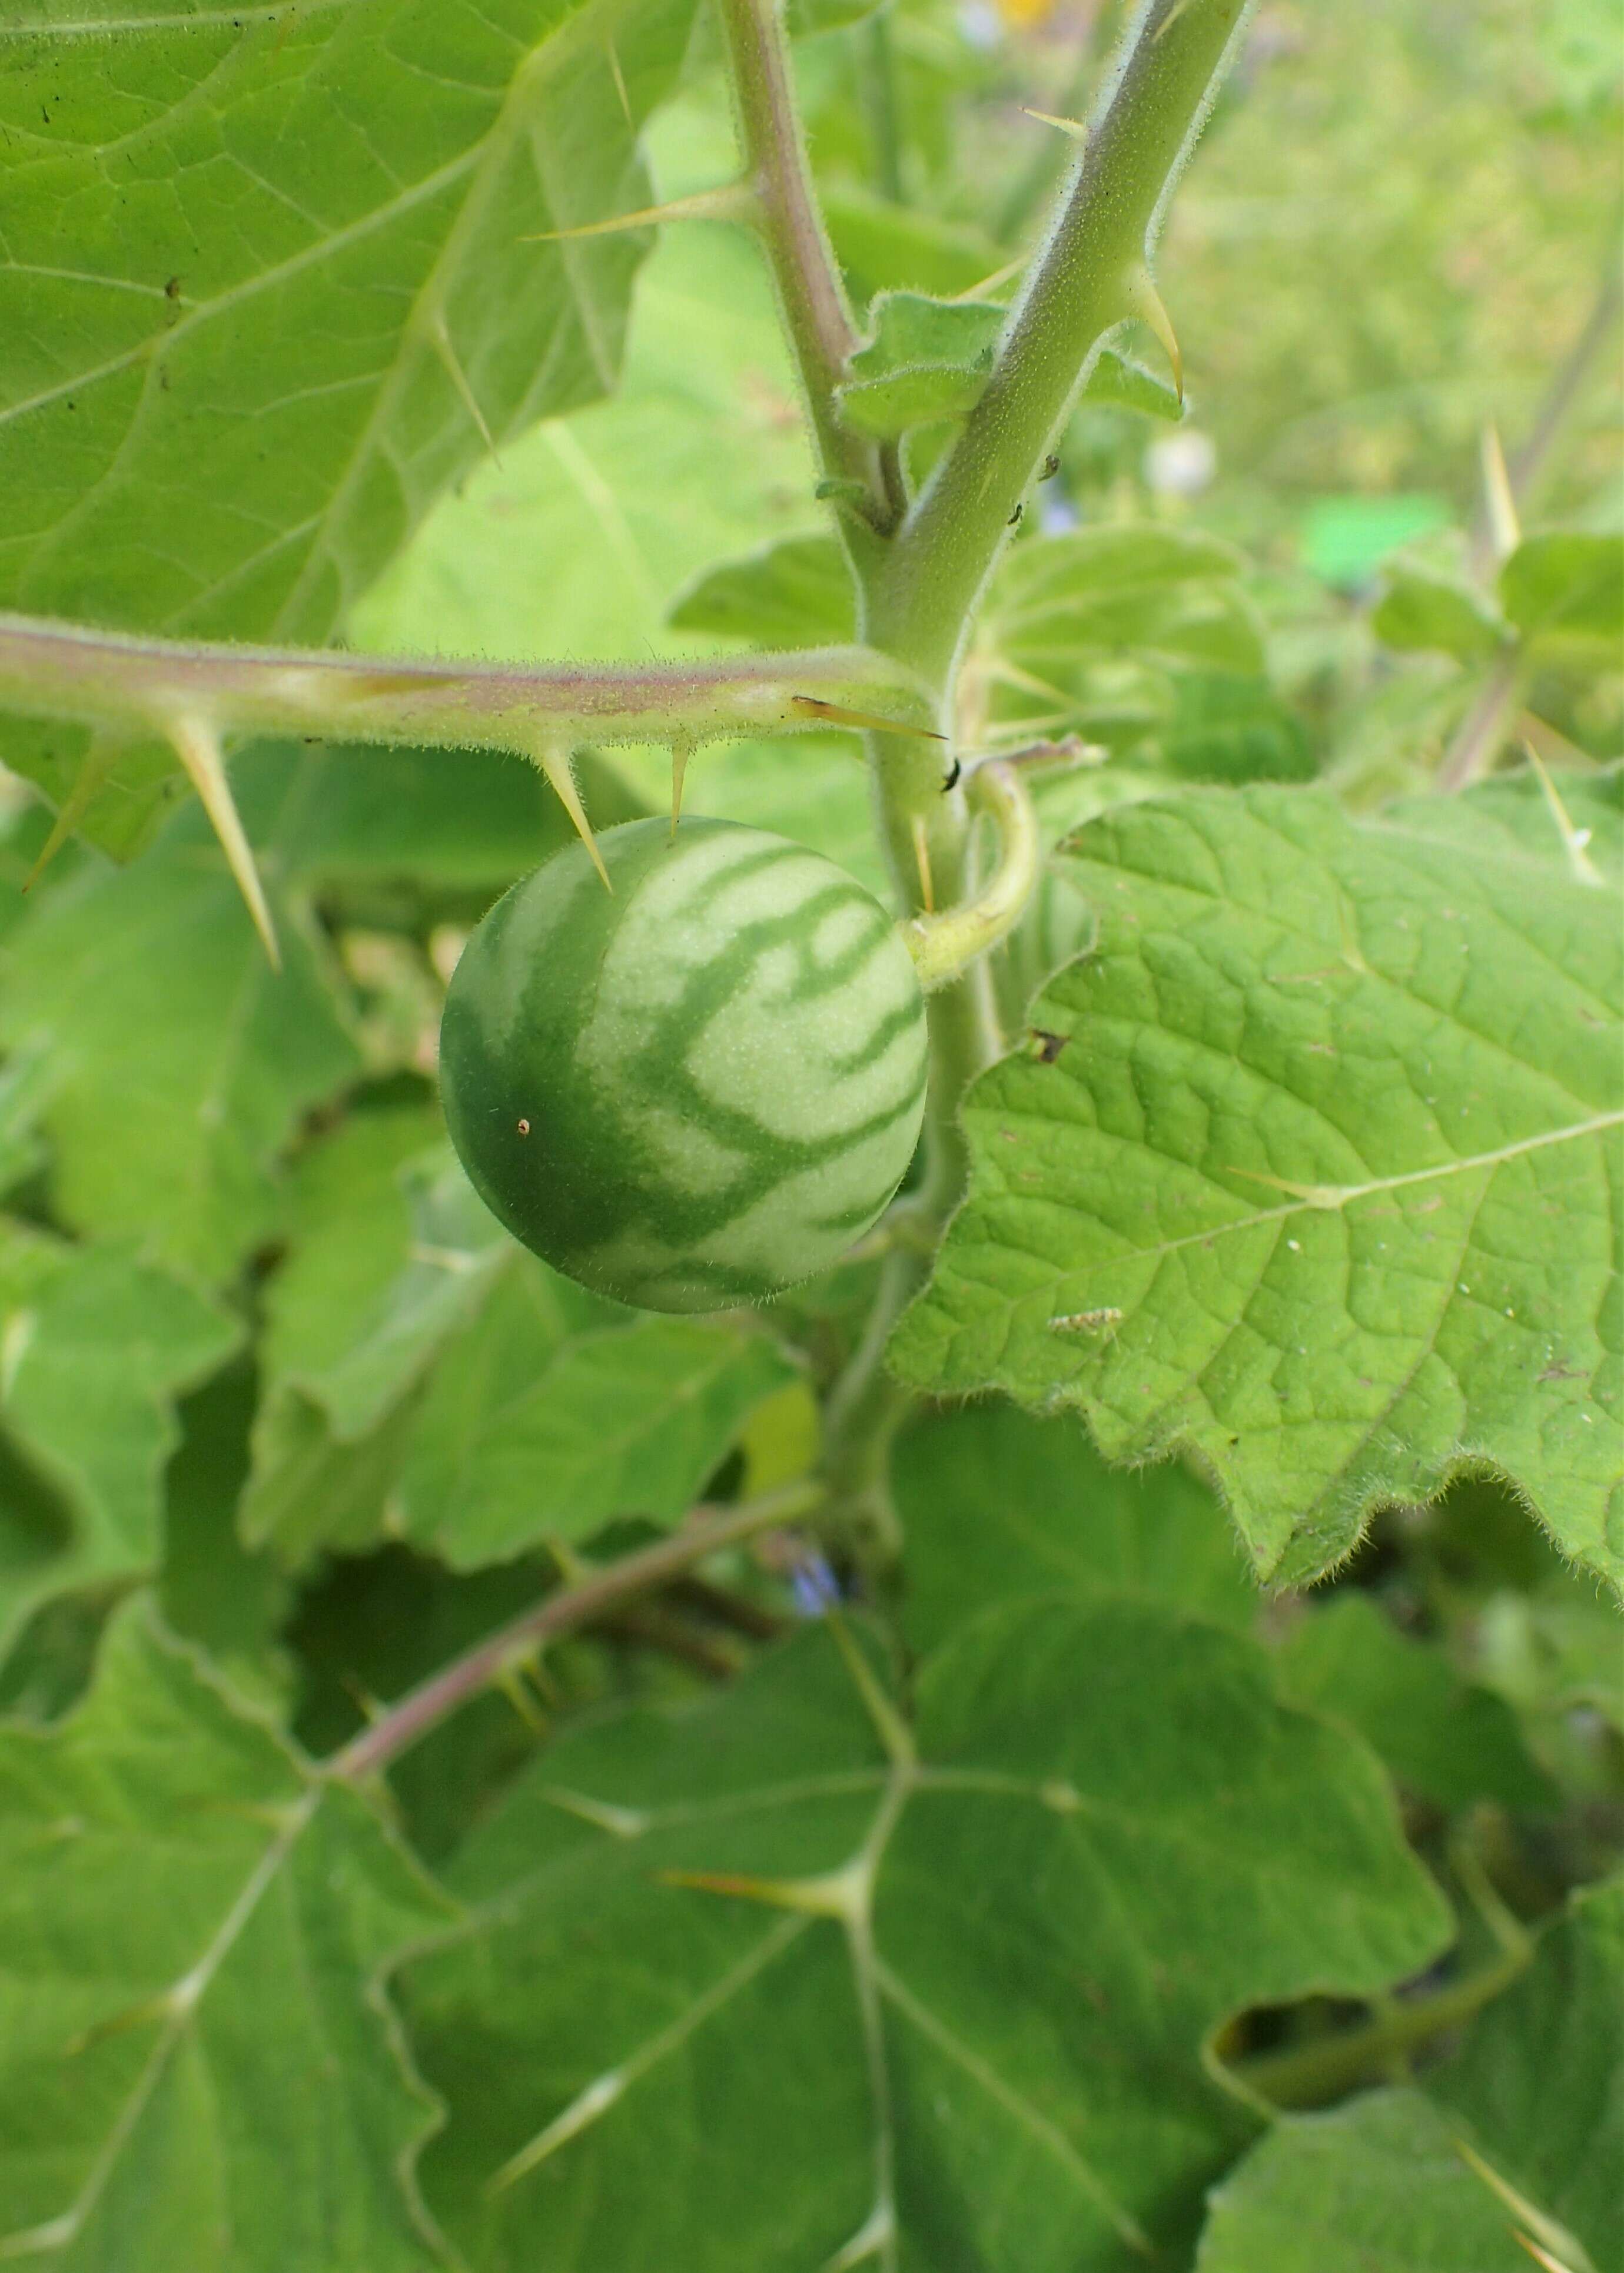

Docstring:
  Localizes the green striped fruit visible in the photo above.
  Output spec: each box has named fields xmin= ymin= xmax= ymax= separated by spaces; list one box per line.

xmin=439 ymin=817 xmax=928 ymax=1313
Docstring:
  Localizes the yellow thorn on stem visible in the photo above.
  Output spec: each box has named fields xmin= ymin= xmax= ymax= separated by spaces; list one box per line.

xmin=1524 ymin=741 xmax=1603 ymax=886
xmin=669 ymin=734 xmax=693 ymax=839
xmin=911 ymin=814 xmax=935 ymax=912
xmin=789 ymin=695 xmax=945 ymax=741
xmin=429 ymin=316 xmax=499 ymax=464
xmin=1480 ymin=422 xmax=1520 ymax=560
xmin=1020 ymin=106 xmax=1088 ymax=142
xmin=656 ymin=1865 xmax=858 ymax=1921
xmin=1513 ymin=2239 xmax=1580 ymax=2273
xmin=1123 ymin=266 xmax=1183 ymax=404
xmin=949 ymin=253 xmax=1028 ymax=302
xmin=1453 ymin=2139 xmax=1590 ymax=2273
xmin=21 ymin=734 xmax=121 ymax=894
xmin=167 ymin=713 xmax=280 ymax=967
xmin=520 ymin=184 xmax=757 ymax=244
xmin=534 ymin=739 xmax=610 ymax=890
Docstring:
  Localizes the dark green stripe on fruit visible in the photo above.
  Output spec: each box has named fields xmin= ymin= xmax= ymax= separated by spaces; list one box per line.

xmin=439 ymin=817 xmax=929 ymax=1312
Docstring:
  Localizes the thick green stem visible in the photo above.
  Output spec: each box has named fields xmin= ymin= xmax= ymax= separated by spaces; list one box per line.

xmin=715 ymin=0 xmax=895 ymax=533
xmin=0 ymin=611 xmax=928 ymax=762
xmin=881 ymin=0 xmax=1254 ymax=684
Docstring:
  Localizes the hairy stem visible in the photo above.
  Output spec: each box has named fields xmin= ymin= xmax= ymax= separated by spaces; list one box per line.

xmin=0 ymin=611 xmax=929 ymax=761
xmin=716 ymin=0 xmax=894 ymax=530
xmin=879 ymin=0 xmax=1254 ymax=683
xmin=812 ymin=5 xmax=1260 ymax=1541
xmin=327 ymin=1481 xmax=824 ymax=1783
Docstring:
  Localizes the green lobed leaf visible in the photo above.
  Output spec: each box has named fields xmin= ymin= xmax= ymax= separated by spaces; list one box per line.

xmin=1373 ymin=558 xmax=1507 ymax=663
xmin=0 ymin=1600 xmax=454 ymax=2270
xmin=823 ymin=186 xmax=1007 ymax=304
xmin=892 ymin=1399 xmax=1257 ymax=1655
xmin=255 ymin=1118 xmax=508 ymax=1447
xmin=401 ymin=1600 xmax=1449 ymax=2272
xmin=355 ymin=118 xmax=815 ymax=672
xmin=1194 ymin=2088 xmax=1576 ymax=2273
xmin=1081 ymin=346 xmax=1186 ymax=424
xmin=0 ymin=1223 xmax=240 ymax=1658
xmin=158 ymin=1355 xmax=293 ymax=1711
xmin=1381 ymin=761 xmax=1623 ymax=885
xmin=1273 ymin=1592 xmax=1556 ymax=1813
xmin=241 ymin=1114 xmax=600 ymax=1564
xmin=351 ymin=131 xmax=876 ymax=872
xmin=835 ymin=291 xmax=1005 ymax=439
xmin=1500 ymin=531 xmax=1624 ymax=653
xmin=0 ymin=0 xmax=698 ymax=850
xmin=1200 ymin=1877 xmax=1623 ymax=2273
xmin=397 ymin=1282 xmax=799 ymax=1566
xmin=237 ymin=1081 xmax=798 ymax=1569
xmin=893 ymin=781 xmax=1624 ymax=1592
xmin=1426 ymin=1874 xmax=1624 ymax=2271
xmin=977 ymin=526 xmax=1274 ymax=770
xmin=240 ymin=1117 xmax=512 ymax=1564
xmin=667 ymin=532 xmax=856 ymax=648
xmin=0 ymin=746 xmax=361 ymax=1283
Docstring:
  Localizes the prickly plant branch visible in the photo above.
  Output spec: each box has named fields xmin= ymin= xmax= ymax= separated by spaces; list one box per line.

xmin=0 ymin=614 xmax=932 ymax=761
xmin=871 ymin=0 xmax=1254 ymax=686
xmin=328 ymin=1481 xmax=826 ymax=1783
xmin=0 ymin=609 xmax=936 ymax=920
xmin=713 ymin=0 xmax=899 ymax=536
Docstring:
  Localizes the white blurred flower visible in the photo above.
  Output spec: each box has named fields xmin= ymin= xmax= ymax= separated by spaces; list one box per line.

xmin=1145 ymin=429 xmax=1217 ymax=497
xmin=958 ymin=1 xmax=1004 ymax=52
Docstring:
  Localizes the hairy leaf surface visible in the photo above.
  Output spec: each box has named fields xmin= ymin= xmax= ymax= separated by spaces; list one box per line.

xmin=0 ymin=749 xmax=361 ymax=1282
xmin=894 ymin=780 xmax=1624 ymax=1590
